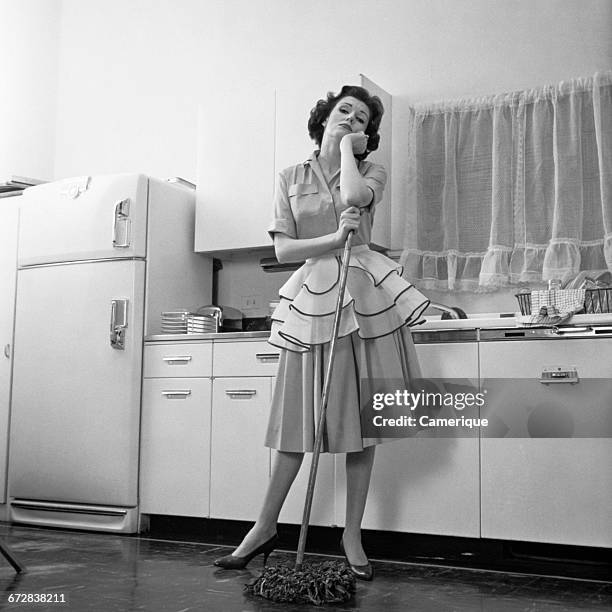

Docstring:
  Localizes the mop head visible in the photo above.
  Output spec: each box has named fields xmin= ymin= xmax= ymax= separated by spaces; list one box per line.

xmin=245 ymin=559 xmax=356 ymax=605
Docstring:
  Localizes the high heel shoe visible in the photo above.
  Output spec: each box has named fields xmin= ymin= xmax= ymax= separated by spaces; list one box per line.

xmin=213 ymin=534 xmax=278 ymax=569
xmin=340 ymin=537 xmax=374 ymax=581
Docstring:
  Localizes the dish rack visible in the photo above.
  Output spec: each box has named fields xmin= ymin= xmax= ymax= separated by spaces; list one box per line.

xmin=515 ymin=287 xmax=612 ymax=315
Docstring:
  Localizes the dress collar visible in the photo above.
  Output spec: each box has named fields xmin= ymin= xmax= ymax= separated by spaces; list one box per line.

xmin=303 ymin=150 xmax=343 ymax=184
xmin=303 ymin=149 xmax=363 ymax=171
xmin=302 ymin=151 xmax=318 ymax=167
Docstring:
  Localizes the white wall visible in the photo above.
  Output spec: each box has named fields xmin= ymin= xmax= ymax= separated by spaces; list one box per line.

xmin=0 ymin=0 xmax=61 ymax=181
xmin=13 ymin=0 xmax=612 ymax=313
xmin=52 ymin=0 xmax=612 ymax=181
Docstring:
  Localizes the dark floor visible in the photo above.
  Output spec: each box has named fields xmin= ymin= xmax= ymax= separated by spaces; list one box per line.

xmin=0 ymin=525 xmax=610 ymax=612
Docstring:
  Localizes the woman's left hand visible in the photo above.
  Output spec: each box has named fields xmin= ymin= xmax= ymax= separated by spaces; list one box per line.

xmin=341 ymin=132 xmax=368 ymax=156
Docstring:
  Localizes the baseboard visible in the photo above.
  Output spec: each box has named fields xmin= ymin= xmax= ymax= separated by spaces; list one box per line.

xmin=143 ymin=515 xmax=612 ymax=582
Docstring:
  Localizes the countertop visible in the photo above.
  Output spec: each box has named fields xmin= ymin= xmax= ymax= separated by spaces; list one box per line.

xmin=145 ymin=330 xmax=271 ymax=342
xmin=144 ymin=312 xmax=612 ymax=342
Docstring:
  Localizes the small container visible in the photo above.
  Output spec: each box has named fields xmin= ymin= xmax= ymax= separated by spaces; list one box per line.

xmin=548 ymin=279 xmax=562 ymax=291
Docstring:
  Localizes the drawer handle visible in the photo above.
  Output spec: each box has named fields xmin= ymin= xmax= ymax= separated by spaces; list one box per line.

xmin=540 ymin=366 xmax=579 ymax=385
xmin=162 ymin=356 xmax=193 ymax=364
xmin=255 ymin=352 xmax=280 ymax=362
xmin=161 ymin=390 xmax=192 ymax=399
xmin=225 ymin=389 xmax=257 ymax=397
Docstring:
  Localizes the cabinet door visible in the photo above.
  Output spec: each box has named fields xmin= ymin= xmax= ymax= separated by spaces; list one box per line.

xmin=274 ymin=74 xmax=358 ymax=177
xmin=360 ymin=75 xmax=392 ymax=250
xmin=334 ymin=342 xmax=480 ymax=536
xmin=278 ymin=454 xmax=336 ymax=527
xmin=0 ymin=201 xmax=18 ymax=503
xmin=210 ymin=377 xmax=272 ymax=520
xmin=140 ymin=378 xmax=211 ymax=517
xmin=194 ymin=89 xmax=275 ymax=253
xmin=480 ymin=340 xmax=612 ymax=547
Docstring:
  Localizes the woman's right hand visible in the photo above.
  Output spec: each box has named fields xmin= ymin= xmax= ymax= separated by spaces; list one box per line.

xmin=335 ymin=206 xmax=361 ymax=246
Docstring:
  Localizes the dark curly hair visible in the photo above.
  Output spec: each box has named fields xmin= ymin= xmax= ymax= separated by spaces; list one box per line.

xmin=307 ymin=85 xmax=384 ymax=161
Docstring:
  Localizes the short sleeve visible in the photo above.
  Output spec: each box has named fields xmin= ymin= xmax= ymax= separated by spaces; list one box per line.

xmin=267 ymin=171 xmax=297 ymax=241
xmin=362 ymin=162 xmax=387 ymax=207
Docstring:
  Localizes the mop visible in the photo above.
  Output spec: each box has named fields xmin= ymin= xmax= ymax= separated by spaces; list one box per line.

xmin=246 ymin=231 xmax=357 ymax=605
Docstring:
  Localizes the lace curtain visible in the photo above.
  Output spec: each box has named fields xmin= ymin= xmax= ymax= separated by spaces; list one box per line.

xmin=400 ymin=71 xmax=612 ymax=292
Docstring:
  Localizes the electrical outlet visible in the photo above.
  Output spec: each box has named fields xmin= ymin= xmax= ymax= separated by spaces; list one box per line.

xmin=240 ymin=294 xmax=262 ymax=310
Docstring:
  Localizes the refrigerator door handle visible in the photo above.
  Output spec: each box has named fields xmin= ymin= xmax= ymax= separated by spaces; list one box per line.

xmin=112 ymin=199 xmax=131 ymax=248
xmin=110 ymin=299 xmax=129 ymax=349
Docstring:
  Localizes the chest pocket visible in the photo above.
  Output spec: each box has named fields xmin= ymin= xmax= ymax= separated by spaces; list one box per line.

xmin=288 ymin=183 xmax=321 ymax=218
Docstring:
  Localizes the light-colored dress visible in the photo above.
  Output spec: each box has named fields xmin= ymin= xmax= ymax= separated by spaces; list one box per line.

xmin=265 ymin=151 xmax=429 ymax=453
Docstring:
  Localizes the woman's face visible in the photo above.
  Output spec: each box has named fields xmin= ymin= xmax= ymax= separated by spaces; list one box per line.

xmin=324 ymin=96 xmax=370 ymax=138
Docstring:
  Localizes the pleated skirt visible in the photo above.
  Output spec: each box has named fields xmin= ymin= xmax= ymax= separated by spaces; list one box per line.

xmin=264 ymin=245 xmax=430 ymax=454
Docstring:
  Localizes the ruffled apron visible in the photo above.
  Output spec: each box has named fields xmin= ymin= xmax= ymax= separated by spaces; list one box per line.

xmin=265 ymin=245 xmax=430 ymax=453
xmin=269 ymin=245 xmax=430 ymax=352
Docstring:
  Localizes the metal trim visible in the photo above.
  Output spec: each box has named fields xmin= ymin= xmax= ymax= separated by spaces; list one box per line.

xmin=412 ymin=329 xmax=479 ymax=344
xmin=11 ymin=499 xmax=129 ymax=517
xmin=479 ymin=326 xmax=612 ymax=341
xmin=19 ymin=257 xmax=145 ymax=270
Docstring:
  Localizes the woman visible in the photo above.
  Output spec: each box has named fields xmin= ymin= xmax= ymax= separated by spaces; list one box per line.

xmin=214 ymin=85 xmax=429 ymax=580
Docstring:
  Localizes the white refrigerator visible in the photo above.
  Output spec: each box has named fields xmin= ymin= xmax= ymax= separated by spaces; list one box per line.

xmin=8 ymin=174 xmax=212 ymax=533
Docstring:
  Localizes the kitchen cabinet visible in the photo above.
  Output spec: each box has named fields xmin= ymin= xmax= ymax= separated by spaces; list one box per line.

xmin=140 ymin=341 xmax=212 ymax=517
xmin=195 ymin=75 xmax=392 ymax=254
xmin=211 ymin=338 xmax=335 ymax=526
xmin=480 ymin=338 xmax=612 ymax=548
xmin=209 ymin=339 xmax=278 ymax=521
xmin=273 ymin=74 xmax=356 ymax=178
xmin=209 ymin=377 xmax=272 ymax=521
xmin=277 ymin=450 xmax=336 ymax=528
xmin=0 ymin=200 xmax=19 ymax=504
xmin=334 ymin=339 xmax=480 ymax=537
xmin=194 ymin=89 xmax=276 ymax=253
xmin=141 ymin=328 xmax=612 ymax=551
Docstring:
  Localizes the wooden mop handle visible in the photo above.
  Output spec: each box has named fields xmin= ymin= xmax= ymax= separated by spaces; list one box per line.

xmin=295 ymin=230 xmax=354 ymax=571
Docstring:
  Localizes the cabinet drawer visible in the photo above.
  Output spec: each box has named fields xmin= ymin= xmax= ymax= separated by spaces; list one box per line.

xmin=144 ymin=342 xmax=212 ymax=378
xmin=213 ymin=340 xmax=280 ymax=377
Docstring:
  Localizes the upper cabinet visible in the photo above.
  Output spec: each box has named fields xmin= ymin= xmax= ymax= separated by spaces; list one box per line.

xmin=360 ymin=75 xmax=392 ymax=250
xmin=195 ymin=75 xmax=392 ymax=254
xmin=194 ymin=89 xmax=276 ymax=253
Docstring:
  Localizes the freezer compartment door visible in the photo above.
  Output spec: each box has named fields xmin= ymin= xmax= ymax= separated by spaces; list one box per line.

xmin=9 ymin=260 xmax=145 ymax=507
xmin=18 ymin=174 xmax=149 ymax=267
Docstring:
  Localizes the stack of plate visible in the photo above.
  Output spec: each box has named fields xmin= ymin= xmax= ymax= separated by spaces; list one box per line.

xmin=161 ymin=310 xmax=190 ymax=334
xmin=186 ymin=314 xmax=219 ymax=334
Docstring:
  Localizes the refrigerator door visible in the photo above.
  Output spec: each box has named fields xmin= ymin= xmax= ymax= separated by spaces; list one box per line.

xmin=9 ymin=259 xmax=145 ymax=507
xmin=18 ymin=174 xmax=149 ymax=267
